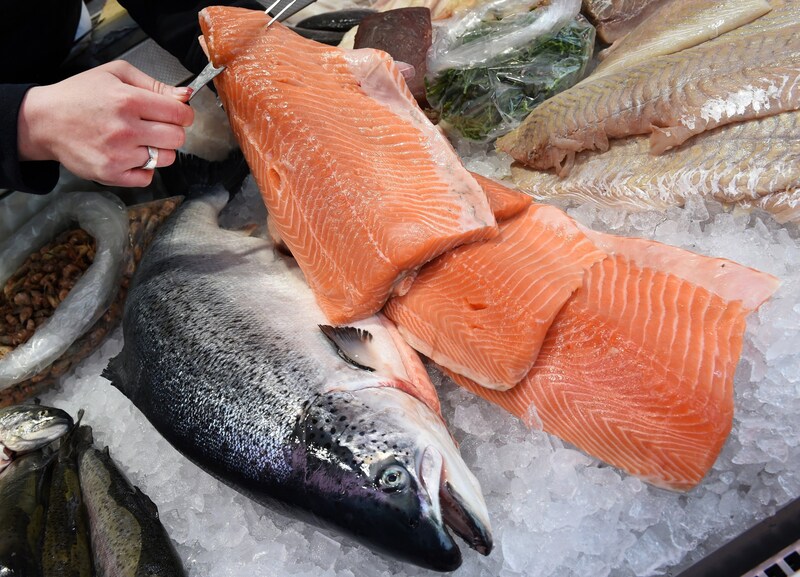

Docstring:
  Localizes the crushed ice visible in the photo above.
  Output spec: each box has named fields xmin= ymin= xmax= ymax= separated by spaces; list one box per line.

xmin=41 ymin=153 xmax=799 ymax=577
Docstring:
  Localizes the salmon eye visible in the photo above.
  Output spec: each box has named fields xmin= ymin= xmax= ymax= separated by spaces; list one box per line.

xmin=378 ymin=465 xmax=408 ymax=492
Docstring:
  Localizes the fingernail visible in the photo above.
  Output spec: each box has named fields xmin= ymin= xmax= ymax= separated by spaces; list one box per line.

xmin=172 ymin=87 xmax=193 ymax=99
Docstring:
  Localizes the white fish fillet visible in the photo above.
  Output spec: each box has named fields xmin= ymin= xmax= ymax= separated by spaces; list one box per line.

xmin=591 ymin=0 xmax=772 ymax=81
xmin=510 ymin=110 xmax=800 ymax=215
xmin=497 ymin=3 xmax=800 ymax=173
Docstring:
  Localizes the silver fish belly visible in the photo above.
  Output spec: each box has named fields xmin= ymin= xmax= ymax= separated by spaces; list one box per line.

xmin=104 ymin=190 xmax=492 ymax=571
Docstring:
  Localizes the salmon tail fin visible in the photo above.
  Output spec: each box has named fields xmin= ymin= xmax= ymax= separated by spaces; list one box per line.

xmin=102 ymin=353 xmax=129 ymax=397
xmin=318 ymin=325 xmax=377 ymax=372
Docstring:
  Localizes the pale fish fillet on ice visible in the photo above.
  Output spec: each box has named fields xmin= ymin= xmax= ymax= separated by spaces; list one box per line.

xmin=581 ymin=0 xmax=669 ymax=43
xmin=200 ymin=7 xmax=496 ymax=324
xmin=510 ymin=110 xmax=800 ymax=213
xmin=591 ymin=0 xmax=772 ymax=81
xmin=742 ymin=186 xmax=800 ymax=223
xmin=447 ymin=232 xmax=779 ymax=490
xmin=496 ymin=5 xmax=800 ymax=174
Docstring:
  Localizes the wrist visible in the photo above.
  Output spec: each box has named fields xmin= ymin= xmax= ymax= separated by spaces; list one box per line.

xmin=17 ymin=86 xmax=54 ymax=162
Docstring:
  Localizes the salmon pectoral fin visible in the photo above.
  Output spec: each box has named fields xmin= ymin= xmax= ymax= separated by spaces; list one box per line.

xmin=319 ymin=325 xmax=378 ymax=372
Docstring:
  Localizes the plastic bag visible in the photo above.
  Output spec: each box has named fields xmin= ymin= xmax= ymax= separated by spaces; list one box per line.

xmin=0 ymin=192 xmax=128 ymax=390
xmin=425 ymin=0 xmax=594 ymax=141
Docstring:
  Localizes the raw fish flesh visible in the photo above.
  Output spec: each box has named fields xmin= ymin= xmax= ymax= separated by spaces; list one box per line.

xmin=497 ymin=6 xmax=800 ymax=173
xmin=104 ymin=190 xmax=492 ymax=571
xmin=384 ymin=203 xmax=605 ymax=390
xmin=581 ymin=0 xmax=669 ymax=43
xmin=510 ymin=110 xmax=800 ymax=214
xmin=200 ymin=7 xmax=496 ymax=323
xmin=472 ymin=172 xmax=531 ymax=221
xmin=591 ymin=0 xmax=771 ymax=80
xmin=448 ymin=233 xmax=779 ymax=490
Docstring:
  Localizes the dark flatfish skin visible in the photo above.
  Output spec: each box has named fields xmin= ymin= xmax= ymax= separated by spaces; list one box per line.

xmin=78 ymin=444 xmax=185 ymax=577
xmin=354 ymin=7 xmax=433 ymax=105
xmin=0 ymin=450 xmax=54 ymax=577
xmin=41 ymin=425 xmax=93 ymax=577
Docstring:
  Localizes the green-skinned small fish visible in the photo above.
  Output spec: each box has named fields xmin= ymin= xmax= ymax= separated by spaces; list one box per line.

xmin=0 ymin=449 xmax=54 ymax=576
xmin=78 ymin=443 xmax=186 ymax=577
xmin=41 ymin=424 xmax=94 ymax=577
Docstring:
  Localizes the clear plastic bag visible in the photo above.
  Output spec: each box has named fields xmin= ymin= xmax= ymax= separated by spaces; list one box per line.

xmin=0 ymin=192 xmax=128 ymax=389
xmin=425 ymin=0 xmax=594 ymax=141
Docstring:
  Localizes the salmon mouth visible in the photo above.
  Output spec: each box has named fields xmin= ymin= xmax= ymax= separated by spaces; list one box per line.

xmin=418 ymin=445 xmax=493 ymax=557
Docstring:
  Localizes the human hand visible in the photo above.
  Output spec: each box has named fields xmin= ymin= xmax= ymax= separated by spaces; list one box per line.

xmin=17 ymin=61 xmax=195 ymax=187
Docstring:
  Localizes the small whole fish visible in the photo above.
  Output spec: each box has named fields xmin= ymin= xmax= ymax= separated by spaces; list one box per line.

xmin=104 ymin=190 xmax=492 ymax=571
xmin=41 ymin=424 xmax=94 ymax=577
xmin=0 ymin=449 xmax=54 ymax=576
xmin=78 ymin=443 xmax=185 ymax=577
xmin=0 ymin=404 xmax=73 ymax=472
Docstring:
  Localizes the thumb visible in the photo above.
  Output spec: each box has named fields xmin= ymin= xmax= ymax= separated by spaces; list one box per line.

xmin=105 ymin=60 xmax=193 ymax=102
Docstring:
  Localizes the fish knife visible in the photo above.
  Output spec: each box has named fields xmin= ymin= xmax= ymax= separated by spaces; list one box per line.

xmin=186 ymin=0 xmax=318 ymax=101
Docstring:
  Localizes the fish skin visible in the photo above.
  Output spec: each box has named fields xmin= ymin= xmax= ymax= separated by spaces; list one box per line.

xmin=103 ymin=190 xmax=492 ymax=571
xmin=581 ymin=0 xmax=669 ymax=43
xmin=0 ymin=450 xmax=54 ymax=576
xmin=592 ymin=0 xmax=772 ymax=80
xmin=497 ymin=9 xmax=800 ymax=174
xmin=78 ymin=444 xmax=185 ymax=577
xmin=0 ymin=404 xmax=73 ymax=466
xmin=510 ymin=110 xmax=800 ymax=213
xmin=41 ymin=425 xmax=94 ymax=577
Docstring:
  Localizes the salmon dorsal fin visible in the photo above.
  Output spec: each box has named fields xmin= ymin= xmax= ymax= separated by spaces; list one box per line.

xmin=319 ymin=325 xmax=377 ymax=372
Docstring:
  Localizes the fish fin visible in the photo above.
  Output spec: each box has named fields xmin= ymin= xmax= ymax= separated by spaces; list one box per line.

xmin=133 ymin=486 xmax=161 ymax=519
xmin=319 ymin=325 xmax=377 ymax=372
xmin=102 ymin=353 xmax=128 ymax=396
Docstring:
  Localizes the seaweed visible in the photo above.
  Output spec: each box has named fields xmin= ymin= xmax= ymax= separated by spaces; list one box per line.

xmin=426 ymin=16 xmax=595 ymax=141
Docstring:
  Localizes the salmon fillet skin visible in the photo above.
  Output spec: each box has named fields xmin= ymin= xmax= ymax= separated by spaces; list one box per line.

xmin=200 ymin=7 xmax=497 ymax=323
xmin=447 ymin=232 xmax=779 ymax=490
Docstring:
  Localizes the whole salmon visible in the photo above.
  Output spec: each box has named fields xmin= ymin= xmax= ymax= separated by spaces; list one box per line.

xmin=104 ymin=190 xmax=492 ymax=572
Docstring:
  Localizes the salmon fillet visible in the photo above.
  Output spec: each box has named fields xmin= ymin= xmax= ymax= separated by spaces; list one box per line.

xmin=384 ymin=203 xmax=605 ymax=390
xmin=497 ymin=5 xmax=800 ymax=174
xmin=447 ymin=236 xmax=779 ymax=490
xmin=472 ymin=173 xmax=531 ymax=221
xmin=200 ymin=7 xmax=497 ymax=323
xmin=510 ymin=110 xmax=800 ymax=214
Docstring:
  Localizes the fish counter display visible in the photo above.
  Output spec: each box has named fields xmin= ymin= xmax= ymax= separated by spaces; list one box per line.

xmin=1 ymin=1 xmax=798 ymax=575
xmin=33 ymin=174 xmax=800 ymax=577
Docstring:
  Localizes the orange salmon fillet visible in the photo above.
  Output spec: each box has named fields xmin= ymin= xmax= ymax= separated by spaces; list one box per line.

xmin=471 ymin=173 xmax=532 ymax=222
xmin=384 ymin=204 xmax=605 ymax=390
xmin=200 ymin=7 xmax=497 ymax=323
xmin=449 ymin=238 xmax=779 ymax=490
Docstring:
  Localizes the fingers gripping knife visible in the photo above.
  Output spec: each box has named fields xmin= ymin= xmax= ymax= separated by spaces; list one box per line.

xmin=186 ymin=0 xmax=315 ymax=101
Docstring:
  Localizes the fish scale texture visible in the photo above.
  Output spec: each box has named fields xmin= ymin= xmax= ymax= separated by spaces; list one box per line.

xmin=385 ymin=202 xmax=605 ymax=390
xmin=200 ymin=7 xmax=496 ymax=323
xmin=449 ymin=240 xmax=778 ymax=490
xmin=497 ymin=4 xmax=800 ymax=174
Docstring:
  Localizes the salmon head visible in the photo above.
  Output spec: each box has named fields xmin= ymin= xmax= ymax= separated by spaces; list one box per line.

xmin=289 ymin=384 xmax=492 ymax=572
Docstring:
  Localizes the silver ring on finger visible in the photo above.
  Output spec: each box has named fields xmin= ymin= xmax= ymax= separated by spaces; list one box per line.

xmin=141 ymin=146 xmax=158 ymax=170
